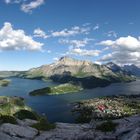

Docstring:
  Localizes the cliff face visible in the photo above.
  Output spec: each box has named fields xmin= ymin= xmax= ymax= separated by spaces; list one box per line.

xmin=22 ymin=57 xmax=135 ymax=83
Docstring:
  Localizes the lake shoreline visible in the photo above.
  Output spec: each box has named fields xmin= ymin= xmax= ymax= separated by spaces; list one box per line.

xmin=0 ymin=77 xmax=140 ymax=123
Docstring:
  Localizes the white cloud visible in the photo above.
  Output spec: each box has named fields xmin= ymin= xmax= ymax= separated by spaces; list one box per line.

xmin=33 ymin=24 xmax=91 ymax=39
xmin=99 ymin=36 xmax=140 ymax=51
xmin=82 ymin=23 xmax=91 ymax=27
xmin=4 ymin=0 xmax=44 ymax=13
xmin=33 ymin=28 xmax=48 ymax=39
xmin=51 ymin=26 xmax=90 ymax=37
xmin=59 ymin=38 xmax=94 ymax=48
xmin=59 ymin=36 xmax=97 ymax=57
xmin=53 ymin=57 xmax=59 ymax=61
xmin=94 ymin=61 xmax=101 ymax=65
xmin=69 ymin=48 xmax=101 ymax=57
xmin=107 ymin=31 xmax=117 ymax=38
xmin=47 ymin=50 xmax=51 ymax=53
xmin=98 ymin=36 xmax=140 ymax=66
xmin=4 ymin=0 xmax=21 ymax=4
xmin=5 ymin=0 xmax=11 ymax=3
xmin=0 ymin=22 xmax=43 ymax=51
xmin=21 ymin=0 xmax=44 ymax=13
xmin=93 ymin=24 xmax=99 ymax=30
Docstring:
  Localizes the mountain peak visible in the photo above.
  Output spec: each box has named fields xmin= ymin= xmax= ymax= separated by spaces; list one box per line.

xmin=59 ymin=56 xmax=75 ymax=62
xmin=106 ymin=62 xmax=117 ymax=66
xmin=57 ymin=56 xmax=91 ymax=66
xmin=105 ymin=62 xmax=124 ymax=72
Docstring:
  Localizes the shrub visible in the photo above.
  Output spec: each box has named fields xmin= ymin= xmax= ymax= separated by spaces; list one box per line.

xmin=11 ymin=98 xmax=24 ymax=107
xmin=96 ymin=121 xmax=118 ymax=132
xmin=0 ymin=115 xmax=17 ymax=124
xmin=31 ymin=117 xmax=56 ymax=131
xmin=14 ymin=110 xmax=39 ymax=120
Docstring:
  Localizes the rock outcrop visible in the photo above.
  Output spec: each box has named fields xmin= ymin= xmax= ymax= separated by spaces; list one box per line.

xmin=0 ymin=115 xmax=140 ymax=140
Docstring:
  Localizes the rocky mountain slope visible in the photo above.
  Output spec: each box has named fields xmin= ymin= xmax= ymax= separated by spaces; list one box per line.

xmin=123 ymin=64 xmax=140 ymax=76
xmin=105 ymin=62 xmax=128 ymax=74
xmin=21 ymin=57 xmax=135 ymax=83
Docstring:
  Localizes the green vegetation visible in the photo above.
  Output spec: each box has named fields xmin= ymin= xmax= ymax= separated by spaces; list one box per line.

xmin=75 ymin=107 xmax=93 ymax=123
xmin=0 ymin=79 xmax=10 ymax=87
xmin=0 ymin=96 xmax=55 ymax=131
xmin=29 ymin=83 xmax=83 ymax=96
xmin=21 ymin=70 xmax=44 ymax=80
xmin=0 ymin=115 xmax=17 ymax=124
xmin=0 ymin=96 xmax=32 ymax=116
xmin=96 ymin=121 xmax=118 ymax=132
xmin=14 ymin=110 xmax=40 ymax=120
xmin=31 ymin=116 xmax=56 ymax=131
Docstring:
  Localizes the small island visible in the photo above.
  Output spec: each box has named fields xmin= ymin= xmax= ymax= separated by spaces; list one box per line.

xmin=0 ymin=79 xmax=11 ymax=87
xmin=29 ymin=83 xmax=83 ymax=96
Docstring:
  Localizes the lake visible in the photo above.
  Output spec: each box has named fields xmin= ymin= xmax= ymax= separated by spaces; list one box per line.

xmin=0 ymin=77 xmax=140 ymax=123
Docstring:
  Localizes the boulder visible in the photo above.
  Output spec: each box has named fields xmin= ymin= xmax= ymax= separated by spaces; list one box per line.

xmin=0 ymin=123 xmax=38 ymax=139
xmin=17 ymin=119 xmax=38 ymax=127
xmin=0 ymin=132 xmax=26 ymax=140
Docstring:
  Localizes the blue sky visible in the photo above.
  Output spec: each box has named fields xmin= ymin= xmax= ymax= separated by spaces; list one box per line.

xmin=0 ymin=0 xmax=140 ymax=70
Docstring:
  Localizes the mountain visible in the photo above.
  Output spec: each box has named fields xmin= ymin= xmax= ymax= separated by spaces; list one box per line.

xmin=20 ymin=57 xmax=135 ymax=84
xmin=123 ymin=64 xmax=140 ymax=76
xmin=105 ymin=62 xmax=133 ymax=75
xmin=105 ymin=62 xmax=126 ymax=73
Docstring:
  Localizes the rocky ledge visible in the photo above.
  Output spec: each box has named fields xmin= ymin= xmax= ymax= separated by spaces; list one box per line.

xmin=0 ymin=115 xmax=140 ymax=140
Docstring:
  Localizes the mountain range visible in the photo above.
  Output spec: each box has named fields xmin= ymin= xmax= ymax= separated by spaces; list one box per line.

xmin=0 ymin=56 xmax=139 ymax=91
xmin=19 ymin=57 xmax=136 ymax=86
xmin=123 ymin=64 xmax=140 ymax=76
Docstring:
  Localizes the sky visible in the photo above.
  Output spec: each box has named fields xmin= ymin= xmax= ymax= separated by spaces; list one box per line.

xmin=0 ymin=0 xmax=140 ymax=70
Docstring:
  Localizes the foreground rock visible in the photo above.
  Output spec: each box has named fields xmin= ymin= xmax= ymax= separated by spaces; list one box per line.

xmin=0 ymin=123 xmax=38 ymax=139
xmin=0 ymin=115 xmax=140 ymax=140
xmin=34 ymin=114 xmax=140 ymax=140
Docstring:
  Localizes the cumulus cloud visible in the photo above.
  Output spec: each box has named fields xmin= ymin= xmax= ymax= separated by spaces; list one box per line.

xmin=21 ymin=0 xmax=44 ymax=13
xmin=98 ymin=36 xmax=140 ymax=66
xmin=0 ymin=22 xmax=43 ymax=51
xmin=51 ymin=26 xmax=90 ymax=37
xmin=69 ymin=48 xmax=101 ymax=56
xmin=33 ymin=28 xmax=48 ymax=39
xmin=59 ymin=37 xmax=99 ymax=57
xmin=99 ymin=36 xmax=140 ymax=51
xmin=59 ymin=38 xmax=94 ymax=48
